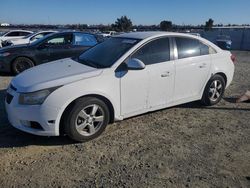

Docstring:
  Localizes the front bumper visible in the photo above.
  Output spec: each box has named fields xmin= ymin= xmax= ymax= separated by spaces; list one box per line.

xmin=5 ymin=87 xmax=61 ymax=136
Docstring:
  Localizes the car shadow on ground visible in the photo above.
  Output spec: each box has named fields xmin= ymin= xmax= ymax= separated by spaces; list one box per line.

xmin=178 ymin=98 xmax=250 ymax=111
xmin=0 ymin=90 xmax=249 ymax=149
xmin=0 ymin=89 xmax=76 ymax=148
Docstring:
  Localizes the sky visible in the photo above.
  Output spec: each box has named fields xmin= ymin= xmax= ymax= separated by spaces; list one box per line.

xmin=1 ymin=0 xmax=250 ymax=25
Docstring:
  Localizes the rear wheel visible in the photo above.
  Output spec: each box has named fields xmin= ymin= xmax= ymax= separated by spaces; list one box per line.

xmin=201 ymin=75 xmax=225 ymax=106
xmin=63 ymin=97 xmax=110 ymax=142
xmin=12 ymin=57 xmax=35 ymax=74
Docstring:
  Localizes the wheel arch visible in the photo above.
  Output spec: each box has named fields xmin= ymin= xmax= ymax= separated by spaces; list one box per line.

xmin=59 ymin=94 xmax=115 ymax=135
xmin=213 ymin=72 xmax=227 ymax=86
xmin=201 ymin=71 xmax=228 ymax=100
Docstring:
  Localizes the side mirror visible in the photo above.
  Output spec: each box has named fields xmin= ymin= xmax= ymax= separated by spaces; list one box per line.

xmin=126 ymin=58 xmax=145 ymax=70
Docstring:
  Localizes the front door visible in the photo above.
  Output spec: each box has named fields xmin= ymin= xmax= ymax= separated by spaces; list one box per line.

xmin=46 ymin=34 xmax=74 ymax=61
xmin=120 ymin=66 xmax=149 ymax=116
xmin=120 ymin=37 xmax=175 ymax=116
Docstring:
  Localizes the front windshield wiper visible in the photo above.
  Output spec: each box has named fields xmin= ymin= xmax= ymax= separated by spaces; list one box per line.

xmin=73 ymin=57 xmax=106 ymax=69
xmin=73 ymin=57 xmax=98 ymax=68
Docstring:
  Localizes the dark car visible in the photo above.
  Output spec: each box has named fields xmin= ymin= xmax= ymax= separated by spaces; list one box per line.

xmin=216 ymin=35 xmax=232 ymax=50
xmin=0 ymin=31 xmax=99 ymax=74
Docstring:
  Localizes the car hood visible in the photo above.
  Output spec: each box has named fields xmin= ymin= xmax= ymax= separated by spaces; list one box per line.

xmin=11 ymin=58 xmax=102 ymax=93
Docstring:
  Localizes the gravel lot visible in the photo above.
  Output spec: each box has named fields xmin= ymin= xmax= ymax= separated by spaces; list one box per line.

xmin=0 ymin=51 xmax=249 ymax=187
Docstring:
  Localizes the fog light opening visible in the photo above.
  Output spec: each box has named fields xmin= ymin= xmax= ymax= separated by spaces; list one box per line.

xmin=30 ymin=121 xmax=44 ymax=130
xmin=48 ymin=120 xmax=55 ymax=124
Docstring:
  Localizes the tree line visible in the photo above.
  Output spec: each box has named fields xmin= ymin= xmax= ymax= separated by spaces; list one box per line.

xmin=3 ymin=16 xmax=248 ymax=32
xmin=100 ymin=16 xmax=216 ymax=31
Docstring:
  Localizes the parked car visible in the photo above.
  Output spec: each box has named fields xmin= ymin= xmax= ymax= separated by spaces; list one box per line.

xmin=100 ymin=31 xmax=116 ymax=37
xmin=0 ymin=30 xmax=33 ymax=47
xmin=1 ymin=30 xmax=57 ymax=47
xmin=5 ymin=32 xmax=235 ymax=142
xmin=189 ymin=33 xmax=201 ymax=37
xmin=0 ymin=31 xmax=99 ymax=74
xmin=216 ymin=35 xmax=232 ymax=50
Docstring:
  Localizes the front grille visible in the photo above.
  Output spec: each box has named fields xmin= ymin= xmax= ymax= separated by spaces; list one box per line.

xmin=6 ymin=93 xmax=13 ymax=104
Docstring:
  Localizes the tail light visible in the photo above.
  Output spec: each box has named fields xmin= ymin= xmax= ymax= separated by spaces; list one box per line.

xmin=231 ymin=54 xmax=236 ymax=64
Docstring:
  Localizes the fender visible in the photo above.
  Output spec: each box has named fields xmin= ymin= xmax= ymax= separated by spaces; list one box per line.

xmin=53 ymin=91 xmax=122 ymax=136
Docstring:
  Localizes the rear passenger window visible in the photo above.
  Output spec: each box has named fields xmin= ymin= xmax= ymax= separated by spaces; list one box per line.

xmin=200 ymin=42 xmax=209 ymax=55
xmin=6 ymin=32 xmax=19 ymax=37
xmin=132 ymin=37 xmax=170 ymax=65
xmin=176 ymin=37 xmax=212 ymax=59
xmin=6 ymin=31 xmax=31 ymax=37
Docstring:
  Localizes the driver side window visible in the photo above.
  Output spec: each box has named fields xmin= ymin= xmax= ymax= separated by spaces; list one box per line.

xmin=46 ymin=34 xmax=72 ymax=45
xmin=132 ymin=37 xmax=170 ymax=65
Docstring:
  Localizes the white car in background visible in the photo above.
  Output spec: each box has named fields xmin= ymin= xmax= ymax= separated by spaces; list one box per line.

xmin=2 ymin=31 xmax=57 ymax=47
xmin=0 ymin=30 xmax=33 ymax=47
xmin=101 ymin=31 xmax=116 ymax=37
xmin=5 ymin=32 xmax=235 ymax=142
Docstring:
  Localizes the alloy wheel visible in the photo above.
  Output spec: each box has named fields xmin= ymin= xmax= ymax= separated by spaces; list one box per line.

xmin=75 ymin=104 xmax=105 ymax=136
xmin=208 ymin=80 xmax=223 ymax=102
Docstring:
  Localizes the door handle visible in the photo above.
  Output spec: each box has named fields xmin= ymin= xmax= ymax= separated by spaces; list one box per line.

xmin=161 ymin=71 xmax=171 ymax=77
xmin=199 ymin=63 xmax=207 ymax=68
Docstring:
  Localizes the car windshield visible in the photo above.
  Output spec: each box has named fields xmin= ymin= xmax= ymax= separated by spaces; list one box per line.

xmin=76 ymin=37 xmax=140 ymax=68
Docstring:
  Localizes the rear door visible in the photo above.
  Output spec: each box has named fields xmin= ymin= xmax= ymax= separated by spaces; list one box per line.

xmin=71 ymin=33 xmax=98 ymax=57
xmin=173 ymin=37 xmax=211 ymax=101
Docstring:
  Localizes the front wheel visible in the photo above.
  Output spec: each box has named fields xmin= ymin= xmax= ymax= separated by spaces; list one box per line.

xmin=63 ymin=97 xmax=110 ymax=142
xmin=201 ymin=75 xmax=226 ymax=106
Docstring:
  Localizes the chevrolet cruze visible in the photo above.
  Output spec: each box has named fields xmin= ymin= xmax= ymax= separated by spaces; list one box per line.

xmin=5 ymin=32 xmax=235 ymax=142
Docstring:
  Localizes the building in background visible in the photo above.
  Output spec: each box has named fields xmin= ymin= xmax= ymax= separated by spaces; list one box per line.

xmin=0 ymin=23 xmax=10 ymax=27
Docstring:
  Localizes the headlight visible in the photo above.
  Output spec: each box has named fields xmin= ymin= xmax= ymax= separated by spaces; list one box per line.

xmin=0 ymin=52 xmax=11 ymax=57
xmin=19 ymin=87 xmax=60 ymax=105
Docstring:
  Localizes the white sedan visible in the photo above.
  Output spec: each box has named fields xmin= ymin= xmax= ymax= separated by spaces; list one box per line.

xmin=2 ymin=31 xmax=56 ymax=46
xmin=0 ymin=30 xmax=33 ymax=47
xmin=5 ymin=32 xmax=235 ymax=142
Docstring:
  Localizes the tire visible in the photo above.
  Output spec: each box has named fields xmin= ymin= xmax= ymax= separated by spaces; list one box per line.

xmin=12 ymin=57 xmax=35 ymax=74
xmin=63 ymin=97 xmax=110 ymax=142
xmin=201 ymin=74 xmax=226 ymax=106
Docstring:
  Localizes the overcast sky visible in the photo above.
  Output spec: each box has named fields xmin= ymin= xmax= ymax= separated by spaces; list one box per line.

xmin=1 ymin=0 xmax=250 ymax=25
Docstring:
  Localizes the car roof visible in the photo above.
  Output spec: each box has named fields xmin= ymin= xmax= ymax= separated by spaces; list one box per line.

xmin=114 ymin=31 xmax=201 ymax=40
xmin=7 ymin=30 xmax=33 ymax=33
xmin=36 ymin=30 xmax=57 ymax=33
xmin=46 ymin=31 xmax=96 ymax=36
xmin=114 ymin=31 xmax=178 ymax=39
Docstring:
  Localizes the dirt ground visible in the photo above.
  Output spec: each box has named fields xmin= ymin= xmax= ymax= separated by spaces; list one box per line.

xmin=0 ymin=51 xmax=249 ymax=187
